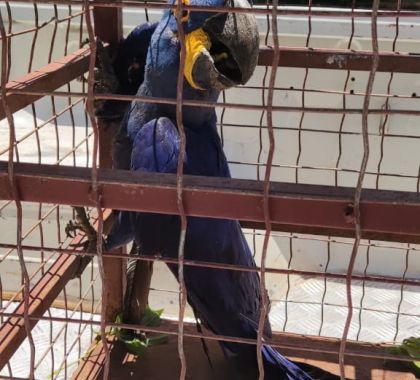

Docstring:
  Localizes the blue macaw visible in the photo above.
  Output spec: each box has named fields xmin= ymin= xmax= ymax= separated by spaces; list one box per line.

xmin=93 ymin=21 xmax=157 ymax=123
xmin=102 ymin=1 xmax=338 ymax=379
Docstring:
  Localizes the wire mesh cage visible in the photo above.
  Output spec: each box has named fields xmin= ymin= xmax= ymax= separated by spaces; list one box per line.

xmin=1 ymin=1 xmax=420 ymax=379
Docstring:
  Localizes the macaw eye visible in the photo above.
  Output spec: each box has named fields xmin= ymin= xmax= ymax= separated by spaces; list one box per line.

xmin=173 ymin=0 xmax=190 ymax=22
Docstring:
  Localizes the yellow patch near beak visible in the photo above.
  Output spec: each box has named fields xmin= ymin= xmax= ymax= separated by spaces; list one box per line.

xmin=184 ymin=28 xmax=211 ymax=90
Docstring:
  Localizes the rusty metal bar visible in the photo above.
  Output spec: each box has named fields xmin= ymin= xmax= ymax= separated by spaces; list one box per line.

xmin=1 ymin=10 xmax=84 ymax=40
xmin=7 ymin=86 xmax=420 ymax=117
xmin=0 ymin=46 xmax=90 ymax=121
xmin=1 ymin=45 xmax=420 ymax=123
xmin=93 ymin=2 xmax=122 ymax=46
xmin=93 ymin=0 xmax=125 ymax=326
xmin=0 ymin=208 xmax=110 ymax=371
xmin=1 ymin=242 xmax=419 ymax=288
xmin=258 ymin=46 xmax=420 ymax=73
xmin=0 ymin=244 xmax=87 ymax=370
xmin=339 ymin=1 xmax=380 ymax=377
xmin=84 ymin=2 xmax=112 ymax=380
xmin=4 ymin=0 xmax=420 ymax=17
xmin=0 ymin=7 xmax=35 ymax=378
xmin=2 ymin=162 xmax=420 ymax=243
xmin=174 ymin=0 xmax=189 ymax=377
xmin=256 ymin=0 xmax=280 ymax=376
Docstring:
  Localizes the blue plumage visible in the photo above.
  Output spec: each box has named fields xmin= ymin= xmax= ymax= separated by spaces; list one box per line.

xmin=105 ymin=1 xmax=335 ymax=378
xmin=114 ymin=22 xmax=158 ymax=96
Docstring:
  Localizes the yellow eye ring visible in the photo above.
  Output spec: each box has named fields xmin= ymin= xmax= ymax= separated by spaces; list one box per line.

xmin=173 ymin=0 xmax=190 ymax=22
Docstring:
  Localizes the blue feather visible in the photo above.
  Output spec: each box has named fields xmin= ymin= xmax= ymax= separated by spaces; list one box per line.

xmin=114 ymin=22 xmax=158 ymax=96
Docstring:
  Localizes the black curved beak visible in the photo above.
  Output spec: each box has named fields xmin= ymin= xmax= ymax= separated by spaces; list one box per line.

xmin=185 ymin=0 xmax=259 ymax=91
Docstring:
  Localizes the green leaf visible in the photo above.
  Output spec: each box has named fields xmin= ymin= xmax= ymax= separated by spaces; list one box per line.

xmin=123 ymin=337 xmax=149 ymax=356
xmin=402 ymin=337 xmax=420 ymax=359
xmin=385 ymin=337 xmax=420 ymax=377
xmin=115 ymin=313 xmax=123 ymax=324
xmin=111 ymin=307 xmax=168 ymax=357
xmin=110 ymin=312 xmax=123 ymax=338
xmin=118 ymin=328 xmax=136 ymax=342
xmin=406 ymin=362 xmax=420 ymax=378
xmin=140 ymin=306 xmax=164 ymax=327
xmin=147 ymin=334 xmax=169 ymax=346
xmin=401 ymin=337 xmax=420 ymax=376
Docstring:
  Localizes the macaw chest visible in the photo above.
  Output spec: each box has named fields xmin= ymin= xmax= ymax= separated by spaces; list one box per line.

xmin=184 ymin=128 xmax=229 ymax=178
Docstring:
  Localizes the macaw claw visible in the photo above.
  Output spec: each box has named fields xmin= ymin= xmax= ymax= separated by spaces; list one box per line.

xmin=65 ymin=207 xmax=100 ymax=278
xmin=65 ymin=207 xmax=97 ymax=241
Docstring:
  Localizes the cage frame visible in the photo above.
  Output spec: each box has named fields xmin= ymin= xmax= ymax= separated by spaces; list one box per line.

xmin=1 ymin=1 xmax=420 ymax=379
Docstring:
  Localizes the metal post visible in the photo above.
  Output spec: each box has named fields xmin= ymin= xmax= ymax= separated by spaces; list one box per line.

xmin=93 ymin=1 xmax=125 ymax=323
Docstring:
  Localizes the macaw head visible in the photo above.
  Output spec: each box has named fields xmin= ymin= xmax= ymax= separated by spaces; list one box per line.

xmin=147 ymin=0 xmax=259 ymax=92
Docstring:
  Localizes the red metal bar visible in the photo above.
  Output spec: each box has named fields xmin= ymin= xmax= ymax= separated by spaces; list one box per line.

xmin=1 ymin=45 xmax=420 ymax=123
xmin=256 ymin=0 xmax=281 ymax=376
xmin=93 ymin=3 xmax=122 ymax=46
xmin=92 ymin=0 xmax=125 ymax=327
xmin=0 ymin=244 xmax=87 ymax=370
xmin=1 ymin=242 xmax=419 ymax=287
xmin=5 ymin=0 xmax=420 ymax=17
xmin=0 ymin=46 xmax=90 ymax=121
xmin=339 ymin=2 xmax=380 ymax=377
xmin=0 ymin=206 xmax=110 ymax=371
xmin=174 ymin=1 xmax=189 ymax=377
xmin=2 ymin=162 xmax=420 ymax=243
xmin=258 ymin=46 xmax=420 ymax=73
xmin=0 ymin=7 xmax=36 ymax=378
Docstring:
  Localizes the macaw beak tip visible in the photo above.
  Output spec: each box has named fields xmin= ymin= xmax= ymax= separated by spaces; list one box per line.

xmin=187 ymin=1 xmax=259 ymax=91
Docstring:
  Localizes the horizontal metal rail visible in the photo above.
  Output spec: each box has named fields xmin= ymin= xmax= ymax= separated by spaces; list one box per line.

xmin=2 ymin=242 xmax=419 ymax=287
xmin=2 ymin=162 xmax=420 ymax=244
xmin=2 ymin=45 xmax=420 ymax=121
xmin=259 ymin=46 xmax=420 ymax=73
xmin=3 ymin=0 xmax=420 ymax=17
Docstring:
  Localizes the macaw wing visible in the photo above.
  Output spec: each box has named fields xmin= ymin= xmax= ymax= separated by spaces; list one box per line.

xmin=106 ymin=117 xmax=181 ymax=250
xmin=114 ymin=22 xmax=158 ymax=96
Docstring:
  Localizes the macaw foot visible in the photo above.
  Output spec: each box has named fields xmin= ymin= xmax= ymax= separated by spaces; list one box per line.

xmin=65 ymin=207 xmax=97 ymax=245
xmin=93 ymin=39 xmax=127 ymax=120
xmin=65 ymin=207 xmax=99 ymax=277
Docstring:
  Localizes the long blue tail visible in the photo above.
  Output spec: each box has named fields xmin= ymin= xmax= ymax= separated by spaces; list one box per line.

xmin=262 ymin=345 xmax=313 ymax=380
